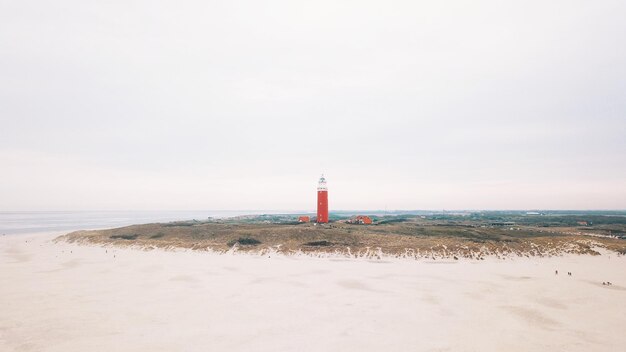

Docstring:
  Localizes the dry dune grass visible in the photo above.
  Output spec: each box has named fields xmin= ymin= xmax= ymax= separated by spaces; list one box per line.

xmin=58 ymin=221 xmax=626 ymax=259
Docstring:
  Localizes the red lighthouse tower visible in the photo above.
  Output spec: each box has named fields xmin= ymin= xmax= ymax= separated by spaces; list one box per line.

xmin=317 ymin=174 xmax=329 ymax=223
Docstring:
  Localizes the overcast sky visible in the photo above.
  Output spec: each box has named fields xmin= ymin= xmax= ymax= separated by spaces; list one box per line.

xmin=1 ymin=1 xmax=625 ymax=211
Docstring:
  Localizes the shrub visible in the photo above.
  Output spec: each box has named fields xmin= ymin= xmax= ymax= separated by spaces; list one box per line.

xmin=304 ymin=240 xmax=333 ymax=246
xmin=228 ymin=237 xmax=261 ymax=247
xmin=110 ymin=234 xmax=139 ymax=240
xmin=163 ymin=221 xmax=196 ymax=227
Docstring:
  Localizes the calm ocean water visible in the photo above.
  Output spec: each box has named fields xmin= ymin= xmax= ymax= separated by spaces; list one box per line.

xmin=0 ymin=211 xmax=278 ymax=236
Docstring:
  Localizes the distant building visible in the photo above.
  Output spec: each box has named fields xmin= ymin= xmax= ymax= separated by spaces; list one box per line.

xmin=298 ymin=216 xmax=310 ymax=223
xmin=577 ymin=221 xmax=588 ymax=226
xmin=348 ymin=215 xmax=373 ymax=225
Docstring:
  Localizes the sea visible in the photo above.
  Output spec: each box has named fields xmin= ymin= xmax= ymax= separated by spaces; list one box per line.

xmin=0 ymin=210 xmax=282 ymax=236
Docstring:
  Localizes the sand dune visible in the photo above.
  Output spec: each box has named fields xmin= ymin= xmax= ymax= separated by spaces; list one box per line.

xmin=1 ymin=232 xmax=625 ymax=351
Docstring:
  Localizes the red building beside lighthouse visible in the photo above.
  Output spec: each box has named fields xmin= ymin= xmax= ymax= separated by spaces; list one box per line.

xmin=317 ymin=175 xmax=329 ymax=223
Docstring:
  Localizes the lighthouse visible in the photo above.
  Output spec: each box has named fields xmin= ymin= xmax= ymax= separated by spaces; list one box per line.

xmin=317 ymin=174 xmax=329 ymax=223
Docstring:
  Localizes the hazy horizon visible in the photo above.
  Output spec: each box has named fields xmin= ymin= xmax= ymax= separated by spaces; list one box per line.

xmin=1 ymin=1 xmax=625 ymax=211
xmin=2 ymin=209 xmax=626 ymax=213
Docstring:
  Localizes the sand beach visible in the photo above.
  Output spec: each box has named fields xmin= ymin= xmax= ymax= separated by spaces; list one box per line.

xmin=1 ymin=232 xmax=625 ymax=351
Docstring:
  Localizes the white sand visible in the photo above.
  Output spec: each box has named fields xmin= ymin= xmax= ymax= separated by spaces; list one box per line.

xmin=1 ymin=233 xmax=625 ymax=352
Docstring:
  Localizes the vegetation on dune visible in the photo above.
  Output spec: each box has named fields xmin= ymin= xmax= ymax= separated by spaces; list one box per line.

xmin=228 ymin=237 xmax=262 ymax=247
xmin=110 ymin=234 xmax=139 ymax=240
xmin=61 ymin=212 xmax=626 ymax=258
xmin=163 ymin=221 xmax=198 ymax=227
xmin=304 ymin=240 xmax=333 ymax=246
xmin=373 ymin=216 xmax=410 ymax=225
